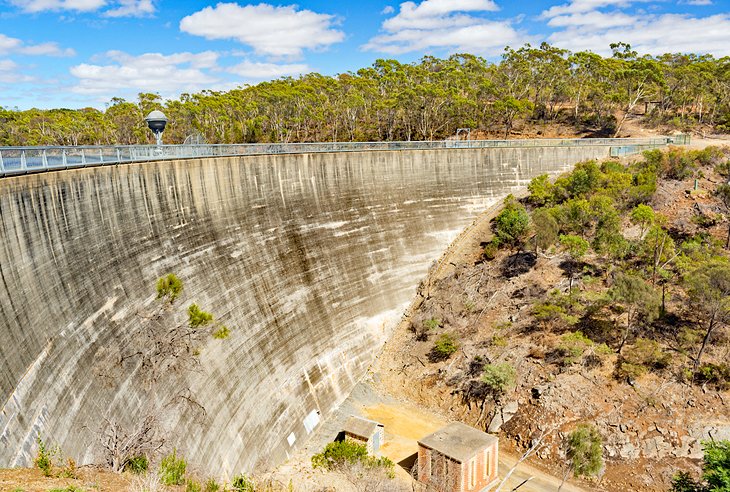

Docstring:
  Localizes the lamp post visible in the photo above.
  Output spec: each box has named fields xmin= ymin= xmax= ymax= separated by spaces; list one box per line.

xmin=145 ymin=110 xmax=168 ymax=147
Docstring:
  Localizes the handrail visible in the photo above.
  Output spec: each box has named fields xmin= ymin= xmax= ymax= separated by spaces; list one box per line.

xmin=0 ymin=136 xmax=685 ymax=178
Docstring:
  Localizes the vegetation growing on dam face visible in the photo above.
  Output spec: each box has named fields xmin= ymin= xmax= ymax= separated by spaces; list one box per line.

xmin=2 ymin=43 xmax=730 ymax=146
xmin=89 ymin=275 xmax=234 ymax=477
xmin=385 ymin=146 xmax=730 ymax=491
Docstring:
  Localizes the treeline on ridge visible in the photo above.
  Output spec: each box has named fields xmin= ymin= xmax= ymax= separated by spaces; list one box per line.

xmin=3 ymin=42 xmax=730 ymax=146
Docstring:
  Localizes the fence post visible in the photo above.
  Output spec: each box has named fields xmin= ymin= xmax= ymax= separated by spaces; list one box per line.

xmin=42 ymin=149 xmax=48 ymax=169
xmin=20 ymin=150 xmax=26 ymax=170
xmin=81 ymin=149 xmax=86 ymax=165
xmin=62 ymin=150 xmax=67 ymax=167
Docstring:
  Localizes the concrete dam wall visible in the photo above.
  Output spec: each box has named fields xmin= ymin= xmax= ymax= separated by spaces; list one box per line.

xmin=0 ymin=145 xmax=610 ymax=475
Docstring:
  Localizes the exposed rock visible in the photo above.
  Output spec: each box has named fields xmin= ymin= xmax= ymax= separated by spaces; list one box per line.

xmin=619 ymin=442 xmax=640 ymax=460
xmin=488 ymin=401 xmax=519 ymax=433
xmin=643 ymin=436 xmax=672 ymax=459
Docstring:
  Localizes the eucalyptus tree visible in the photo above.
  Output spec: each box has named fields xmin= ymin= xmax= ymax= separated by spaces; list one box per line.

xmin=610 ymin=42 xmax=665 ymax=136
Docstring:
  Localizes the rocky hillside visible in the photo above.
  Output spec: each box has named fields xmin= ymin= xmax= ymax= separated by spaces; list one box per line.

xmin=375 ymin=146 xmax=730 ymax=491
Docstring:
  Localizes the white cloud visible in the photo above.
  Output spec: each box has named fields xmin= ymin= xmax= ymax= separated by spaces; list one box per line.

xmin=541 ymin=0 xmax=651 ymax=17
xmin=227 ymin=60 xmax=309 ymax=80
xmin=546 ymin=10 xmax=637 ymax=29
xmin=0 ymin=59 xmax=34 ymax=83
xmin=363 ymin=0 xmax=530 ymax=55
xmin=0 ymin=33 xmax=75 ymax=57
xmin=8 ymin=0 xmax=155 ymax=16
xmin=680 ymin=0 xmax=712 ymax=4
xmin=179 ymin=3 xmax=344 ymax=58
xmin=381 ymin=5 xmax=395 ymax=14
xmin=103 ymin=0 xmax=154 ymax=17
xmin=543 ymin=0 xmax=730 ymax=56
xmin=0 ymin=34 xmax=21 ymax=53
xmin=8 ymin=0 xmax=106 ymax=12
xmin=70 ymin=50 xmax=221 ymax=96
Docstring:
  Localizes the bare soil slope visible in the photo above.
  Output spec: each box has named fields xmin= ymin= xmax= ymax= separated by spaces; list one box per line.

xmin=374 ymin=147 xmax=730 ymax=492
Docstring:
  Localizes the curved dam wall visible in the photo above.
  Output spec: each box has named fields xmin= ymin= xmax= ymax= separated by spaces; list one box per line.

xmin=1 ymin=145 xmax=609 ymax=474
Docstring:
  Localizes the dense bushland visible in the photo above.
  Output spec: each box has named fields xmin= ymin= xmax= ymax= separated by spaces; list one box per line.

xmin=2 ymin=43 xmax=729 ymax=146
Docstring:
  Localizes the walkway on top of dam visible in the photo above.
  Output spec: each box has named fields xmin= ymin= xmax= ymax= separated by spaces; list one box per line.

xmin=0 ymin=135 xmax=686 ymax=178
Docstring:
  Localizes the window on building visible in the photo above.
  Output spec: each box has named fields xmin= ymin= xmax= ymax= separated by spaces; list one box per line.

xmin=484 ymin=449 xmax=491 ymax=479
xmin=469 ymin=457 xmax=477 ymax=489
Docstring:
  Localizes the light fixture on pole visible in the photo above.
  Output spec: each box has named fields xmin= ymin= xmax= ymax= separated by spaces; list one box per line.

xmin=145 ymin=110 xmax=168 ymax=147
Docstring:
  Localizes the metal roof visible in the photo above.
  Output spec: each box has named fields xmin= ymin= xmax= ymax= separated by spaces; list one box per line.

xmin=342 ymin=416 xmax=383 ymax=439
xmin=418 ymin=422 xmax=497 ymax=463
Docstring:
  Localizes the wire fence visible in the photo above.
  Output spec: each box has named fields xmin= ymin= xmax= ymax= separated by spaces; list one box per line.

xmin=0 ymin=136 xmax=686 ymax=178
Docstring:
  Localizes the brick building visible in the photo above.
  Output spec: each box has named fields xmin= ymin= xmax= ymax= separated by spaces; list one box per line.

xmin=417 ymin=422 xmax=499 ymax=492
xmin=342 ymin=416 xmax=385 ymax=454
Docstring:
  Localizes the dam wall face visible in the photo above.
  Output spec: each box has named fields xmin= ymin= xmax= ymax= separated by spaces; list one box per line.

xmin=0 ymin=146 xmax=608 ymax=474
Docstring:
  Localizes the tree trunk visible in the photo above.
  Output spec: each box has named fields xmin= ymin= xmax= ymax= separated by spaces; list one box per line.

xmin=618 ymin=311 xmax=632 ymax=354
xmin=613 ymin=111 xmax=628 ymax=138
xmin=695 ymin=314 xmax=717 ymax=371
xmin=557 ymin=466 xmax=572 ymax=492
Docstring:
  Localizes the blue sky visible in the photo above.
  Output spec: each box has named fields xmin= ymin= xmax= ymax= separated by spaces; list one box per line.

xmin=1 ymin=0 xmax=729 ymax=109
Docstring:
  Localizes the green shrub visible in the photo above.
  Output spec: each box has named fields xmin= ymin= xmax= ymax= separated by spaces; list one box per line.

xmin=617 ymin=361 xmax=647 ymax=381
xmin=626 ymin=338 xmax=669 ymax=370
xmin=312 ymin=440 xmax=368 ymax=470
xmin=630 ymin=204 xmax=655 ymax=236
xmin=493 ymin=195 xmax=529 ymax=249
xmin=482 ymin=240 xmax=499 ymax=260
xmin=491 ymin=335 xmax=507 ymax=347
xmin=186 ymin=480 xmax=202 ymax=492
xmin=532 ymin=301 xmax=579 ymax=330
xmin=429 ymin=333 xmax=459 ymax=361
xmin=212 ymin=326 xmax=230 ymax=339
xmin=663 ymin=148 xmax=698 ymax=180
xmin=423 ymin=318 xmax=441 ymax=331
xmin=204 ymin=478 xmax=221 ymax=492
xmin=558 ymin=331 xmax=594 ymax=365
xmin=188 ymin=303 xmax=213 ymax=328
xmin=715 ymin=160 xmax=730 ymax=177
xmin=34 ymin=435 xmax=54 ymax=477
xmin=481 ymin=363 xmax=516 ymax=397
xmin=566 ymin=424 xmax=603 ymax=478
xmin=125 ymin=454 xmax=148 ymax=474
xmin=532 ymin=207 xmax=559 ymax=252
xmin=231 ymin=475 xmax=255 ymax=492
xmin=159 ymin=449 xmax=187 ymax=486
xmin=527 ymin=174 xmax=553 ymax=206
xmin=311 ymin=441 xmax=395 ymax=478
xmin=693 ymin=363 xmax=730 ymax=390
xmin=157 ymin=273 xmax=183 ymax=302
xmin=671 ymin=440 xmax=730 ymax=491
xmin=692 ymin=208 xmax=719 ymax=228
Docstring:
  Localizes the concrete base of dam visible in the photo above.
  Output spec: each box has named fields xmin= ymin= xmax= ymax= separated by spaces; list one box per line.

xmin=0 ymin=145 xmax=613 ymax=476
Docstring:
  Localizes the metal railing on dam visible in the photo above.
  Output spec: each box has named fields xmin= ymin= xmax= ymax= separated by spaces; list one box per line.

xmin=0 ymin=136 xmax=682 ymax=177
